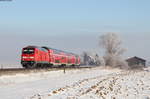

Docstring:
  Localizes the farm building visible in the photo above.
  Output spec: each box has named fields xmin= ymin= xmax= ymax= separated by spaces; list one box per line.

xmin=126 ymin=56 xmax=146 ymax=68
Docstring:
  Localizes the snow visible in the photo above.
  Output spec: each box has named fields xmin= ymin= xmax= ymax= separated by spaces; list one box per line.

xmin=0 ymin=67 xmax=150 ymax=99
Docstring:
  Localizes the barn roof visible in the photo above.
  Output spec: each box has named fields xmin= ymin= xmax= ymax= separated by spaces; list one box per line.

xmin=126 ymin=56 xmax=146 ymax=62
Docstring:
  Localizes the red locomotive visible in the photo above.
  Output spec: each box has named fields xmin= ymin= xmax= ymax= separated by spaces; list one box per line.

xmin=21 ymin=46 xmax=80 ymax=68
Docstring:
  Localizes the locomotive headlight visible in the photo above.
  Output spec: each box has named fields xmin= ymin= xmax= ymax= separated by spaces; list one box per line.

xmin=22 ymin=56 xmax=27 ymax=58
xmin=30 ymin=57 xmax=34 ymax=59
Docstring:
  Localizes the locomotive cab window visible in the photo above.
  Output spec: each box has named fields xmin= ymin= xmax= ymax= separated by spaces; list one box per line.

xmin=23 ymin=48 xmax=34 ymax=54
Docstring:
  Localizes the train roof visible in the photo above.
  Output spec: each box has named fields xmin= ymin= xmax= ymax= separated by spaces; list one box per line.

xmin=42 ymin=46 xmax=78 ymax=56
xmin=24 ymin=46 xmax=39 ymax=48
xmin=23 ymin=46 xmax=79 ymax=56
xmin=24 ymin=46 xmax=48 ymax=52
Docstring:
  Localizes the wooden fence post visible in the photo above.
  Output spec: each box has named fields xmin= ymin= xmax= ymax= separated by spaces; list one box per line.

xmin=63 ymin=65 xmax=66 ymax=74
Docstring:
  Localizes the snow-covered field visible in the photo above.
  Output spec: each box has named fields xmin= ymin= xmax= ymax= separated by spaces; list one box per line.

xmin=0 ymin=64 xmax=22 ymax=69
xmin=0 ymin=67 xmax=150 ymax=99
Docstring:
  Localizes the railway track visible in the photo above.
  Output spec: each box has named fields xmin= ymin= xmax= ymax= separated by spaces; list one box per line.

xmin=0 ymin=66 xmax=92 ymax=76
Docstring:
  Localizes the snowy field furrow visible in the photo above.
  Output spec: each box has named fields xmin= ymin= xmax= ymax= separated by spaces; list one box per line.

xmin=31 ymin=69 xmax=150 ymax=99
xmin=0 ymin=67 xmax=120 ymax=99
xmin=0 ymin=67 xmax=150 ymax=99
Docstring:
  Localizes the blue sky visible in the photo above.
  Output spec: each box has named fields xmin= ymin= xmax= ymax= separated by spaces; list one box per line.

xmin=0 ymin=0 xmax=150 ymax=35
xmin=0 ymin=0 xmax=150 ymax=64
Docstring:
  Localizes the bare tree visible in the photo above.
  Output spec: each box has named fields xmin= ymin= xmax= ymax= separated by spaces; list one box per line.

xmin=81 ymin=51 xmax=99 ymax=66
xmin=99 ymin=33 xmax=129 ymax=69
xmin=94 ymin=54 xmax=100 ymax=66
xmin=99 ymin=56 xmax=105 ymax=66
xmin=81 ymin=51 xmax=90 ymax=65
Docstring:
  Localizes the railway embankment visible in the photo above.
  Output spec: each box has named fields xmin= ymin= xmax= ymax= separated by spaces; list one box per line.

xmin=0 ymin=66 xmax=92 ymax=76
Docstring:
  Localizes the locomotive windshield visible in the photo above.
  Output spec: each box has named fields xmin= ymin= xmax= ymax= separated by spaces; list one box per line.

xmin=23 ymin=48 xmax=34 ymax=54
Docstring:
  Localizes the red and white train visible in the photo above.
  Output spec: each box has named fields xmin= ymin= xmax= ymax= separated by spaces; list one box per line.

xmin=21 ymin=46 xmax=80 ymax=68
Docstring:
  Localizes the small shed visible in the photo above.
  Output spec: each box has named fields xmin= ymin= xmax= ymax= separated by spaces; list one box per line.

xmin=126 ymin=56 xmax=146 ymax=68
